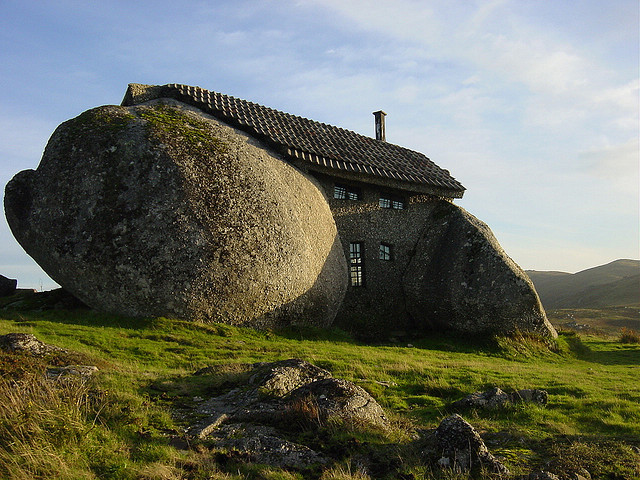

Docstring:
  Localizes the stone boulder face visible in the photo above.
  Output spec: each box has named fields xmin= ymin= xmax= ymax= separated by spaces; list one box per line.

xmin=404 ymin=201 xmax=556 ymax=338
xmin=4 ymin=99 xmax=347 ymax=327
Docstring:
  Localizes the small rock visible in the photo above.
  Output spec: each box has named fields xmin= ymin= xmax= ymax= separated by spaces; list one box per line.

xmin=435 ymin=414 xmax=509 ymax=474
xmin=0 ymin=333 xmax=65 ymax=356
xmin=46 ymin=365 xmax=98 ymax=379
xmin=452 ymin=387 xmax=548 ymax=410
xmin=512 ymin=389 xmax=548 ymax=406
xmin=526 ymin=471 xmax=560 ymax=480
xmin=0 ymin=275 xmax=18 ymax=297
xmin=569 ymin=473 xmax=590 ymax=480
xmin=451 ymin=387 xmax=510 ymax=409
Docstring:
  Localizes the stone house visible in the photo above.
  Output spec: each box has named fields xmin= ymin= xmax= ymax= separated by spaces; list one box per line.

xmin=122 ymin=84 xmax=473 ymax=333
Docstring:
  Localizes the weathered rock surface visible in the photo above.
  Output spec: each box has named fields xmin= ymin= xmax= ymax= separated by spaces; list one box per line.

xmin=404 ymin=201 xmax=557 ymax=337
xmin=5 ymin=100 xmax=347 ymax=327
xmin=288 ymin=377 xmax=389 ymax=428
xmin=452 ymin=386 xmax=549 ymax=410
xmin=435 ymin=414 xmax=509 ymax=474
xmin=0 ymin=333 xmax=65 ymax=356
xmin=187 ymin=359 xmax=388 ymax=469
xmin=248 ymin=358 xmax=333 ymax=397
xmin=206 ymin=424 xmax=327 ymax=469
xmin=0 ymin=275 xmax=17 ymax=297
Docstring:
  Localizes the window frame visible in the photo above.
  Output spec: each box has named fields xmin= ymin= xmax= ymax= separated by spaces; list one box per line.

xmin=349 ymin=241 xmax=365 ymax=287
xmin=379 ymin=242 xmax=392 ymax=261
xmin=334 ymin=184 xmax=362 ymax=201
xmin=379 ymin=193 xmax=405 ymax=210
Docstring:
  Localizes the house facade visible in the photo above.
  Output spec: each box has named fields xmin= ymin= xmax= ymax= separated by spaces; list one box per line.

xmin=122 ymin=84 xmax=468 ymax=333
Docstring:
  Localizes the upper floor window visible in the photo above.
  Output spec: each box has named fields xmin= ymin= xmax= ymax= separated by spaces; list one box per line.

xmin=379 ymin=243 xmax=392 ymax=261
xmin=379 ymin=195 xmax=405 ymax=209
xmin=335 ymin=184 xmax=362 ymax=201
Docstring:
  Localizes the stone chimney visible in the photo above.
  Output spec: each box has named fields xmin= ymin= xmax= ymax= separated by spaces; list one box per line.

xmin=373 ymin=110 xmax=387 ymax=141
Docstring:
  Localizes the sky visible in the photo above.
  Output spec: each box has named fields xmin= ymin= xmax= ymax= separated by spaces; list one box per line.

xmin=0 ymin=0 xmax=638 ymax=290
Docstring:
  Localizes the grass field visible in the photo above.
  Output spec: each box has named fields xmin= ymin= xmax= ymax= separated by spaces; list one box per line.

xmin=546 ymin=306 xmax=640 ymax=336
xmin=0 ymin=298 xmax=638 ymax=479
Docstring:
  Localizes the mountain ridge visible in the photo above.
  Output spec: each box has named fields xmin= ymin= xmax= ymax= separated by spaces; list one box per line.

xmin=526 ymin=259 xmax=640 ymax=309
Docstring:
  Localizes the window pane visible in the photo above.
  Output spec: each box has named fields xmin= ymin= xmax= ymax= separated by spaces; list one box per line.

xmin=392 ymin=199 xmax=404 ymax=209
xmin=379 ymin=243 xmax=391 ymax=261
xmin=334 ymin=185 xmax=346 ymax=199
xmin=379 ymin=197 xmax=391 ymax=208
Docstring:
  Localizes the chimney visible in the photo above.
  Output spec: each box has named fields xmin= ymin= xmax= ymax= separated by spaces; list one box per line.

xmin=373 ymin=110 xmax=387 ymax=141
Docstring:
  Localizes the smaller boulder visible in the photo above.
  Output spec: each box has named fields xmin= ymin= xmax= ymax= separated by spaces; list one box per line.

xmin=287 ymin=377 xmax=389 ymax=429
xmin=0 ymin=275 xmax=17 ymax=297
xmin=435 ymin=414 xmax=509 ymax=474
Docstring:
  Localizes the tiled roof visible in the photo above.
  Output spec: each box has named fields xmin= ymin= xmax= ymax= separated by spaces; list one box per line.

xmin=122 ymin=83 xmax=465 ymax=198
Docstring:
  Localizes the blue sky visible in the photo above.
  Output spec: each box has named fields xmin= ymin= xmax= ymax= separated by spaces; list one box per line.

xmin=1 ymin=0 xmax=638 ymax=290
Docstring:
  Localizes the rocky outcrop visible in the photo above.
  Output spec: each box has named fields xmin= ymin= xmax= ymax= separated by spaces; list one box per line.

xmin=435 ymin=414 xmax=509 ymax=474
xmin=187 ymin=359 xmax=388 ymax=469
xmin=5 ymin=100 xmax=347 ymax=328
xmin=0 ymin=275 xmax=17 ymax=297
xmin=191 ymin=359 xmax=388 ymax=437
xmin=404 ymin=201 xmax=557 ymax=338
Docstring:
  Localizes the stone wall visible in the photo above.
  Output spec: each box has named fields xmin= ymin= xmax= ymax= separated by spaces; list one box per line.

xmin=313 ymin=174 xmax=439 ymax=336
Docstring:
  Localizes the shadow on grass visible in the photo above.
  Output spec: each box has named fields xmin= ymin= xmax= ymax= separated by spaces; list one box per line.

xmin=564 ymin=334 xmax=640 ymax=366
xmin=1 ymin=307 xmax=156 ymax=331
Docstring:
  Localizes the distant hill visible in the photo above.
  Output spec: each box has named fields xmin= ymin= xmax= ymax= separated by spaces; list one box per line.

xmin=526 ymin=259 xmax=640 ymax=309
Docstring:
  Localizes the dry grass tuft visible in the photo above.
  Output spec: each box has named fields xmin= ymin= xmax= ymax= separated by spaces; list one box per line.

xmin=619 ymin=327 xmax=640 ymax=344
xmin=0 ymin=375 xmax=101 ymax=479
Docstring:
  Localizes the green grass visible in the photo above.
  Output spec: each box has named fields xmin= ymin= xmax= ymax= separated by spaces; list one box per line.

xmin=0 ymin=304 xmax=638 ymax=479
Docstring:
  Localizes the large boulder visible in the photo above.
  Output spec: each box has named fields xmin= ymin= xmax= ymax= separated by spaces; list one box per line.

xmin=4 ymin=100 xmax=347 ymax=327
xmin=403 ymin=201 xmax=557 ymax=337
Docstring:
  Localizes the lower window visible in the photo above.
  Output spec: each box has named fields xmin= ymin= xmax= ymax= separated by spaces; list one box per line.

xmin=349 ymin=242 xmax=364 ymax=287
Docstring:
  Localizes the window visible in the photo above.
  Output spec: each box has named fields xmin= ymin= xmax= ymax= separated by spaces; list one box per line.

xmin=379 ymin=243 xmax=392 ymax=261
xmin=379 ymin=195 xmax=405 ymax=209
xmin=349 ymin=242 xmax=364 ymax=287
xmin=335 ymin=184 xmax=362 ymax=201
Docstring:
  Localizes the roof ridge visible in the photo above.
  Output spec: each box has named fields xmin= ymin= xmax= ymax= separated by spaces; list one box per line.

xmin=123 ymin=83 xmax=465 ymax=197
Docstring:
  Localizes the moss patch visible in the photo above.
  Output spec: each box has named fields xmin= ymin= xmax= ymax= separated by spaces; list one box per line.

xmin=138 ymin=104 xmax=229 ymax=156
